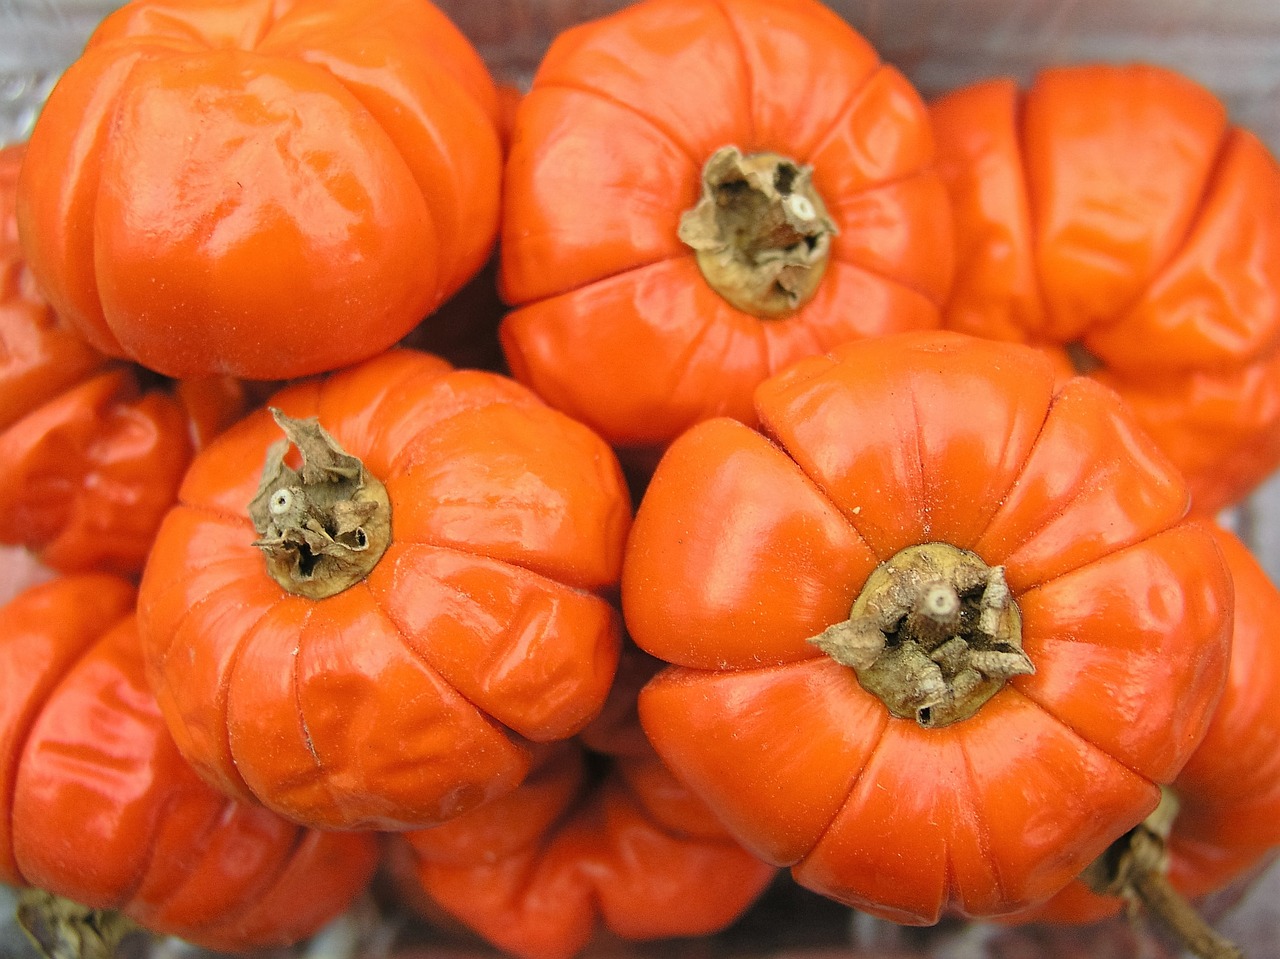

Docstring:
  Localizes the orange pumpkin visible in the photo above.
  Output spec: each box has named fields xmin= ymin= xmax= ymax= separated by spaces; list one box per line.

xmin=137 ymin=349 xmax=632 ymax=830
xmin=623 ymin=331 xmax=1232 ymax=923
xmin=17 ymin=0 xmax=502 ymax=380
xmin=0 ymin=575 xmax=378 ymax=951
xmin=499 ymin=0 xmax=952 ymax=457
xmin=392 ymin=648 xmax=775 ymax=959
xmin=931 ymin=65 xmax=1280 ymax=513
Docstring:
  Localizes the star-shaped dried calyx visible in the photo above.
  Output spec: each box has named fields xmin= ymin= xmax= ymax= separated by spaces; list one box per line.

xmin=810 ymin=542 xmax=1032 ymax=728
xmin=248 ymin=408 xmax=391 ymax=600
xmin=678 ymin=145 xmax=838 ymax=318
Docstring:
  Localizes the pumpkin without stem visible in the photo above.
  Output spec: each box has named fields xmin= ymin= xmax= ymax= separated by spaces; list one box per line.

xmin=0 ymin=575 xmax=378 ymax=952
xmin=392 ymin=646 xmax=775 ymax=959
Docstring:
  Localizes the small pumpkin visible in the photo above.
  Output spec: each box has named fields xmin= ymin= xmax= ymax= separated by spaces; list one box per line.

xmin=391 ymin=648 xmax=775 ymax=959
xmin=1004 ymin=524 xmax=1280 ymax=953
xmin=0 ymin=575 xmax=379 ymax=952
xmin=137 ymin=348 xmax=632 ymax=831
xmin=499 ymin=0 xmax=952 ymax=457
xmin=17 ymin=0 xmax=503 ymax=380
xmin=930 ymin=65 xmax=1280 ymax=513
xmin=0 ymin=143 xmax=250 ymax=575
xmin=623 ymin=330 xmax=1232 ymax=923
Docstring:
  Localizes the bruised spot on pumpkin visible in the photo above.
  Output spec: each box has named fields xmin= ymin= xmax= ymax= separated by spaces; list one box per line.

xmin=247 ymin=409 xmax=391 ymax=600
xmin=809 ymin=542 xmax=1032 ymax=728
xmin=678 ymin=145 xmax=837 ymax=319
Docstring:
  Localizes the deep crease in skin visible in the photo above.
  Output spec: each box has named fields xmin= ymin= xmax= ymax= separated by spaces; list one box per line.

xmin=799 ymin=696 xmax=890 ymax=866
xmin=530 ymin=78 xmax=701 ymax=169
xmin=274 ymin=603 xmax=341 ymax=811
xmin=661 ymin=288 xmax=759 ymax=427
xmin=1004 ymin=685 xmax=1153 ymax=787
xmin=958 ymin=732 xmax=1009 ymax=911
xmin=382 ymin=456 xmax=617 ymax=600
xmin=187 ymin=803 xmax=309 ymax=938
xmin=361 ymin=559 xmax=535 ymax=746
xmin=1014 ymin=87 xmax=1233 ymax=348
xmin=824 ymin=195 xmax=950 ymax=306
xmin=708 ymin=0 xmax=756 ymax=148
xmin=147 ymin=537 xmax=281 ymax=803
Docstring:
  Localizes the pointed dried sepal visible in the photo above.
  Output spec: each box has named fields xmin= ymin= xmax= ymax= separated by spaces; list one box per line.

xmin=248 ymin=408 xmax=391 ymax=600
xmin=17 ymin=890 xmax=141 ymax=959
xmin=678 ymin=146 xmax=838 ymax=318
xmin=808 ymin=542 xmax=1030 ymax=728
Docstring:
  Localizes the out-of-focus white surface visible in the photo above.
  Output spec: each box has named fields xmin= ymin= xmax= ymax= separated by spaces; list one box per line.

xmin=3 ymin=0 xmax=1280 ymax=149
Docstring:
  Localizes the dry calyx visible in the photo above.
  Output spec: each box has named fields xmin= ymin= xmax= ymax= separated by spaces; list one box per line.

xmin=810 ymin=542 xmax=1033 ymax=728
xmin=248 ymin=409 xmax=391 ymax=601
xmin=679 ymin=146 xmax=838 ymax=318
xmin=1083 ymin=790 xmax=1243 ymax=959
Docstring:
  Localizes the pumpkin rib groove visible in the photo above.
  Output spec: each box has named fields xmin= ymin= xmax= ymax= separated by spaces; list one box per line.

xmin=529 ymin=79 xmax=701 ymax=170
xmin=1015 ymin=83 xmax=1231 ymax=342
xmin=147 ymin=545 xmax=269 ymax=677
xmin=291 ymin=605 xmax=325 ymax=779
xmin=802 ymin=707 xmax=890 ymax=866
xmin=1003 ymin=687 xmax=1149 ymax=787
xmin=706 ymin=0 xmax=756 ymax=147
xmin=791 ymin=67 xmax=883 ymax=179
xmin=1111 ymin=124 xmax=1233 ymax=338
xmin=957 ymin=734 xmax=1009 ymax=911
xmin=825 ymin=187 xmax=952 ymax=305
xmin=359 ymin=575 xmax=524 ymax=745
xmin=186 ymin=808 xmax=309 ymax=938
xmin=117 ymin=781 xmax=208 ymax=917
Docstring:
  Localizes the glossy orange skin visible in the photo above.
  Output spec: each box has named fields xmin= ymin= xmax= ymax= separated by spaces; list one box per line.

xmin=0 ymin=143 xmax=106 ymax=432
xmin=930 ymin=66 xmax=1280 ymax=513
xmin=0 ymin=368 xmax=246 ymax=575
xmin=0 ymin=143 xmax=250 ymax=574
xmin=1008 ymin=525 xmax=1280 ymax=924
xmin=137 ymin=349 xmax=632 ymax=831
xmin=499 ymin=0 xmax=953 ymax=453
xmin=17 ymin=0 xmax=502 ymax=380
xmin=394 ymin=655 xmax=775 ymax=959
xmin=623 ymin=330 xmax=1233 ymax=924
xmin=0 ymin=576 xmax=378 ymax=951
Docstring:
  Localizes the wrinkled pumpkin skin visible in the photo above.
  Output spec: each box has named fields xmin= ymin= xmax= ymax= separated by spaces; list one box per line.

xmin=931 ymin=65 xmax=1280 ymax=514
xmin=17 ymin=0 xmax=503 ymax=380
xmin=0 ymin=142 xmax=250 ymax=575
xmin=137 ymin=349 xmax=632 ymax=832
xmin=624 ymin=330 xmax=1232 ymax=924
xmin=393 ymin=646 xmax=776 ymax=959
xmin=0 ymin=575 xmax=378 ymax=952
